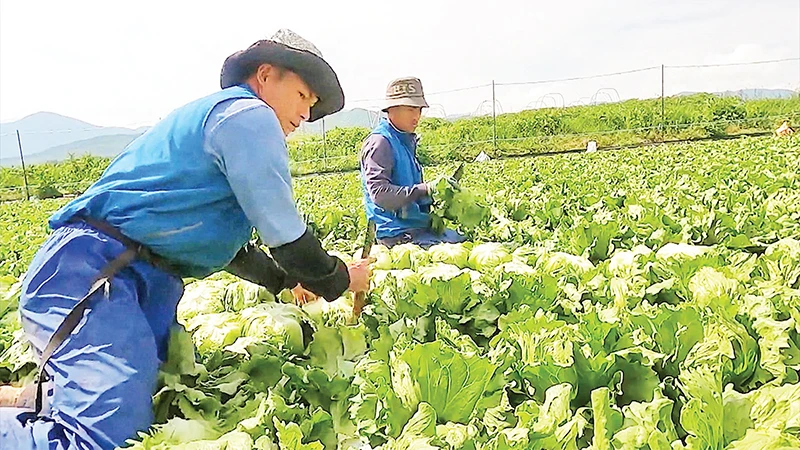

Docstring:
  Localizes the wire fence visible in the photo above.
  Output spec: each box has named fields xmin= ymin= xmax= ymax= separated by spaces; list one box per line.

xmin=2 ymin=57 xmax=799 ymax=202
xmin=288 ymin=57 xmax=798 ymax=159
xmin=329 ymin=57 xmax=798 ymax=118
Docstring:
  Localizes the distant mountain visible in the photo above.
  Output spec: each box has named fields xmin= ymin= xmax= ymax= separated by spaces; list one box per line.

xmin=0 ymin=133 xmax=141 ymax=167
xmin=2 ymin=87 xmax=796 ymax=167
xmin=293 ymin=108 xmax=381 ymax=135
xmin=1 ymin=108 xmax=383 ymax=166
xmin=676 ymin=88 xmax=797 ymax=100
xmin=0 ymin=112 xmax=143 ymax=161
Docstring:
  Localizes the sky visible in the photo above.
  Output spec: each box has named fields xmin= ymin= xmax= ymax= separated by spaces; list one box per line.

xmin=1 ymin=0 xmax=798 ymax=127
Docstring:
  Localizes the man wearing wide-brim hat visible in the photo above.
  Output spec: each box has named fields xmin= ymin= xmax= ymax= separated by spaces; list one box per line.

xmin=0 ymin=29 xmax=371 ymax=449
xmin=360 ymin=77 xmax=467 ymax=248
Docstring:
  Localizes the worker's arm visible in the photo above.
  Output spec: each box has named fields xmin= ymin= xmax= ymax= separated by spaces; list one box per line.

xmin=224 ymin=242 xmax=293 ymax=295
xmin=360 ymin=135 xmax=429 ymax=211
xmin=205 ymin=98 xmax=350 ymax=300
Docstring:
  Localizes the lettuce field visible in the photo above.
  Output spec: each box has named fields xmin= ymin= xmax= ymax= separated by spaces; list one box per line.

xmin=1 ymin=135 xmax=799 ymax=449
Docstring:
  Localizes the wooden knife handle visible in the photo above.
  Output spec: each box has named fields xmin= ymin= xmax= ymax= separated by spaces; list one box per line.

xmin=353 ymin=291 xmax=367 ymax=317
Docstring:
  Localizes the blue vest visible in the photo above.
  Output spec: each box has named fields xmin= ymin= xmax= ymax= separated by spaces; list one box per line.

xmin=362 ymin=119 xmax=430 ymax=239
xmin=49 ymin=86 xmax=261 ymax=278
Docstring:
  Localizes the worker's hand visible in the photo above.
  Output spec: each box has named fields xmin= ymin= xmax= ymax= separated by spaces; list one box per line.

xmin=426 ymin=176 xmax=460 ymax=198
xmin=290 ymin=284 xmax=318 ymax=306
xmin=347 ymin=258 xmax=374 ymax=293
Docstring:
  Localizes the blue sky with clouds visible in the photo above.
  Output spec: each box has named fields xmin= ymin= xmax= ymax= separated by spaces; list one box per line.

xmin=1 ymin=0 xmax=798 ymax=126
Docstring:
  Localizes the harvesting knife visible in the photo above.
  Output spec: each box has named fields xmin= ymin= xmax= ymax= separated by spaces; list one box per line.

xmin=353 ymin=220 xmax=376 ymax=317
xmin=452 ymin=162 xmax=465 ymax=182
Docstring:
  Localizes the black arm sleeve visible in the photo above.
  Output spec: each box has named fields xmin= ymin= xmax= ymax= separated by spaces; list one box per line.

xmin=224 ymin=242 xmax=294 ymax=295
xmin=269 ymin=227 xmax=351 ymax=301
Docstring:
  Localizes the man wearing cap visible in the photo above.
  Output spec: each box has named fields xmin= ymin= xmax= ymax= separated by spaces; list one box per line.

xmin=360 ymin=77 xmax=467 ymax=248
xmin=0 ymin=29 xmax=371 ymax=450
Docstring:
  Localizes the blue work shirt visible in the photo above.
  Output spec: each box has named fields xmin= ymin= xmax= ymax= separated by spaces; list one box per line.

xmin=49 ymin=85 xmax=306 ymax=278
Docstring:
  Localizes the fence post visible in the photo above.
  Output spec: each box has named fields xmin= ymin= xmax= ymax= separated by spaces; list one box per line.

xmin=322 ymin=118 xmax=327 ymax=160
xmin=660 ymin=64 xmax=665 ymax=141
xmin=16 ymin=130 xmax=30 ymax=201
xmin=492 ymin=80 xmax=497 ymax=153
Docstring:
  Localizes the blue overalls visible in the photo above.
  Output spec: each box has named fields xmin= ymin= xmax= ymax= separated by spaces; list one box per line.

xmin=0 ymin=86 xmax=265 ymax=449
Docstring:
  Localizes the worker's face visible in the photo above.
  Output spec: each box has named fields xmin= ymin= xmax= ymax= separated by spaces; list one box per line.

xmin=250 ymin=64 xmax=318 ymax=136
xmin=387 ymin=105 xmax=423 ymax=133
